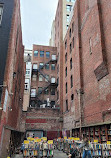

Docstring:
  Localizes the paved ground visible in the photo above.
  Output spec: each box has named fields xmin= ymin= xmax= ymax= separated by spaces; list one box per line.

xmin=13 ymin=150 xmax=68 ymax=158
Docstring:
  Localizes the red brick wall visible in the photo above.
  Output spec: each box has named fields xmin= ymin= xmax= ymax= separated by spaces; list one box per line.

xmin=22 ymin=108 xmax=62 ymax=136
xmin=63 ymin=0 xmax=111 ymax=130
xmin=0 ymin=0 xmax=25 ymax=156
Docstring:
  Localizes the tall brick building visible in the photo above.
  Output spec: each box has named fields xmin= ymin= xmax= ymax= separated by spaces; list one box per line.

xmin=22 ymin=45 xmax=62 ymax=139
xmin=63 ymin=0 xmax=111 ymax=142
xmin=0 ymin=0 xmax=25 ymax=157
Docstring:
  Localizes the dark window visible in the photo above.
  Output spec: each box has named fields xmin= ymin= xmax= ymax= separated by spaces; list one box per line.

xmin=51 ymin=88 xmax=55 ymax=95
xmin=44 ymin=100 xmax=47 ymax=105
xmin=44 ymin=88 xmax=49 ymax=95
xmin=66 ymin=82 xmax=67 ymax=93
xmin=65 ymin=40 xmax=67 ymax=49
xmin=89 ymin=38 xmax=92 ymax=54
xmin=40 ymin=51 xmax=44 ymax=57
xmin=0 ymin=5 xmax=3 ymax=25
xmin=66 ymin=100 xmax=68 ymax=111
xmin=65 ymin=53 xmax=67 ymax=63
xmin=71 ymin=94 xmax=74 ymax=101
xmin=45 ymin=64 xmax=49 ymax=70
xmin=38 ymin=87 xmax=42 ymax=94
xmin=70 ymin=43 xmax=72 ymax=53
xmin=51 ymin=64 xmax=55 ymax=70
xmin=46 ymin=52 xmax=50 ymax=58
xmin=57 ymin=78 xmax=59 ymax=85
xmin=72 ymin=37 xmax=74 ymax=48
xmin=66 ymin=5 xmax=72 ymax=12
xmin=69 ymin=28 xmax=71 ymax=38
xmin=71 ymin=75 xmax=73 ymax=88
xmin=51 ymin=101 xmax=55 ymax=107
xmin=70 ymin=58 xmax=72 ymax=70
xmin=65 ymin=67 xmax=67 ymax=77
xmin=34 ymin=50 xmax=38 ymax=57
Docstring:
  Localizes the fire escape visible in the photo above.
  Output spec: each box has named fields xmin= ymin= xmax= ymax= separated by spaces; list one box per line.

xmin=30 ymin=58 xmax=58 ymax=108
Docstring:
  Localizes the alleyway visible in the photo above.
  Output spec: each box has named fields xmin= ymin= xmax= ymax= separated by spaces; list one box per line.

xmin=13 ymin=150 xmax=68 ymax=158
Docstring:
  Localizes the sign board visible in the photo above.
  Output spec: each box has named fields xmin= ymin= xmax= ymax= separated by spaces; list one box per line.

xmin=24 ymin=140 xmax=29 ymax=144
xmin=41 ymin=137 xmax=47 ymax=141
xmin=48 ymin=140 xmax=53 ymax=144
xmin=94 ymin=140 xmax=98 ymax=143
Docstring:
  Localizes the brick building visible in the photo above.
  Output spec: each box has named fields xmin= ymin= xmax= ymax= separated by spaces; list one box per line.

xmin=22 ymin=45 xmax=62 ymax=139
xmin=63 ymin=0 xmax=111 ymax=142
xmin=0 ymin=0 xmax=25 ymax=157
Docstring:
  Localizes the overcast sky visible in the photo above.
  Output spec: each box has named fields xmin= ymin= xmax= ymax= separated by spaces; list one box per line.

xmin=20 ymin=0 xmax=58 ymax=49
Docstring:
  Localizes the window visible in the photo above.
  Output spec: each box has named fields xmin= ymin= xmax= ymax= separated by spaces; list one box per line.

xmin=66 ymin=5 xmax=72 ymax=12
xmin=67 ymin=0 xmax=75 ymax=2
xmin=51 ymin=77 xmax=56 ymax=83
xmin=66 ymin=15 xmax=70 ymax=22
xmin=66 ymin=82 xmax=67 ymax=93
xmin=0 ymin=5 xmax=3 ymax=25
xmin=65 ymin=53 xmax=67 ymax=63
xmin=25 ymin=83 xmax=28 ymax=90
xmin=31 ymin=89 xmax=36 ymax=97
xmin=51 ymin=64 xmax=55 ymax=70
xmin=44 ymin=88 xmax=49 ymax=95
xmin=70 ymin=58 xmax=72 ymax=70
xmin=46 ymin=52 xmax=50 ymax=58
xmin=89 ymin=38 xmax=92 ymax=54
xmin=45 ymin=75 xmax=49 ymax=82
xmin=52 ymin=55 xmax=56 ymax=60
xmin=40 ymin=51 xmax=44 ymax=57
xmin=39 ymin=63 xmax=44 ymax=69
xmin=32 ymin=75 xmax=37 ymax=81
xmin=72 ymin=37 xmax=74 ymax=48
xmin=71 ymin=94 xmax=74 ymax=101
xmin=39 ymin=75 xmax=43 ymax=81
xmin=65 ymin=40 xmax=67 ymax=49
xmin=69 ymin=28 xmax=71 ymax=38
xmin=67 ymin=25 xmax=69 ymax=30
xmin=44 ymin=100 xmax=47 ymax=105
xmin=38 ymin=87 xmax=42 ymax=94
xmin=26 ymin=69 xmax=30 ymax=75
xmin=71 ymin=75 xmax=73 ymax=88
xmin=51 ymin=101 xmax=55 ymax=107
xmin=70 ymin=43 xmax=72 ymax=53
xmin=33 ymin=64 xmax=38 ymax=70
xmin=45 ymin=64 xmax=49 ymax=70
xmin=34 ymin=50 xmax=38 ymax=57
xmin=51 ymin=88 xmax=55 ymax=95
xmin=66 ymin=100 xmax=68 ymax=111
xmin=65 ymin=67 xmax=67 ymax=77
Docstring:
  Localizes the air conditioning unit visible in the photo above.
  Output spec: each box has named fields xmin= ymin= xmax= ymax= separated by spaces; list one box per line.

xmin=40 ymin=104 xmax=46 ymax=108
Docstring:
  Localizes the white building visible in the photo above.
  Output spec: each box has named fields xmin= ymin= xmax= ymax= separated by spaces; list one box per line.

xmin=23 ymin=49 xmax=32 ymax=111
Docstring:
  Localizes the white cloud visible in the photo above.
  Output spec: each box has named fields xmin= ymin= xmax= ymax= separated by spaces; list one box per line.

xmin=20 ymin=0 xmax=58 ymax=49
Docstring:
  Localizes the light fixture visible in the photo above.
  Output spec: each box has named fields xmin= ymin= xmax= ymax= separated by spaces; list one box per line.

xmin=0 ymin=107 xmax=3 ymax=110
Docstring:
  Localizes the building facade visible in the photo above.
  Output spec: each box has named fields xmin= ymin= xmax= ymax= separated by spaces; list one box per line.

xmin=23 ymin=49 xmax=32 ymax=111
xmin=21 ymin=45 xmax=62 ymax=139
xmin=0 ymin=0 xmax=25 ymax=157
xmin=63 ymin=0 xmax=111 ymax=141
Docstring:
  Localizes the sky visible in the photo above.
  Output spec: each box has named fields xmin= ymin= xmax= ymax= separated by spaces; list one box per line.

xmin=20 ymin=0 xmax=58 ymax=49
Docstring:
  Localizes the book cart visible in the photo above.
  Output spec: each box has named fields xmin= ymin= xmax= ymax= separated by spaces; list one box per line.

xmin=23 ymin=137 xmax=54 ymax=158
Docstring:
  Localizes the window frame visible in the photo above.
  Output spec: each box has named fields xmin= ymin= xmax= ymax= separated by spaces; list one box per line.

xmin=0 ymin=4 xmax=3 ymax=25
xmin=46 ymin=52 xmax=50 ymax=58
xmin=34 ymin=50 xmax=38 ymax=57
xmin=40 ymin=51 xmax=44 ymax=57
